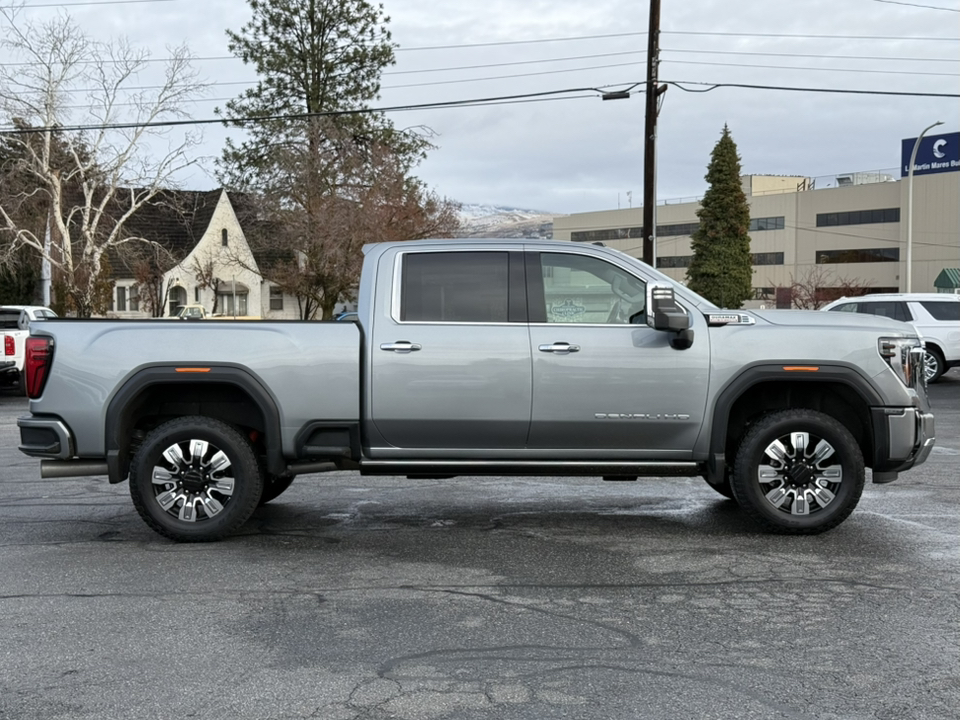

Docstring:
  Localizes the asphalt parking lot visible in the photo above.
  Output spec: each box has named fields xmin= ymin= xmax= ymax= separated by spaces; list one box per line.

xmin=1 ymin=372 xmax=958 ymax=720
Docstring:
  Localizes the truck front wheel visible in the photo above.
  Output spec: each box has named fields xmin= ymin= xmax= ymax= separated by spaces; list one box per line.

xmin=129 ymin=416 xmax=264 ymax=542
xmin=731 ymin=409 xmax=865 ymax=535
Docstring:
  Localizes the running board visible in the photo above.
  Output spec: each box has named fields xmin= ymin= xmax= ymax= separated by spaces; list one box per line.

xmin=358 ymin=460 xmax=703 ymax=478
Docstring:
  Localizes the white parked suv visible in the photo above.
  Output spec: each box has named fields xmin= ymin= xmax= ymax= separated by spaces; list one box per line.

xmin=822 ymin=293 xmax=960 ymax=382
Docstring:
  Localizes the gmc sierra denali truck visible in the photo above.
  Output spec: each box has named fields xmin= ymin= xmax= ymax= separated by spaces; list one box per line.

xmin=17 ymin=239 xmax=935 ymax=541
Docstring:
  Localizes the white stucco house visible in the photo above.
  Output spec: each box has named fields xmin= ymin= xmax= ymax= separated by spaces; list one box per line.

xmin=105 ymin=189 xmax=305 ymax=320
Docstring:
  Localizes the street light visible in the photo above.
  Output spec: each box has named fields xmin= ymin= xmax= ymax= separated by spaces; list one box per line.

xmin=906 ymin=120 xmax=943 ymax=293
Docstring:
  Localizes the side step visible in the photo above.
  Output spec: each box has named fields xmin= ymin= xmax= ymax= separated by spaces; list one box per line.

xmin=358 ymin=460 xmax=702 ymax=478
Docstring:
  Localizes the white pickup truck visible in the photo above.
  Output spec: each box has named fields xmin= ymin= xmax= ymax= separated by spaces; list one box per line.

xmin=1 ymin=305 xmax=57 ymax=394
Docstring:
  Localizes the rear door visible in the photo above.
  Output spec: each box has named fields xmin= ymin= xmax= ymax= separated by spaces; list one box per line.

xmin=369 ymin=248 xmax=532 ymax=451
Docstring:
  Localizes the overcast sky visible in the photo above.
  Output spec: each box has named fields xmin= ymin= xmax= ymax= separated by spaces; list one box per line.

xmin=3 ymin=0 xmax=958 ymax=214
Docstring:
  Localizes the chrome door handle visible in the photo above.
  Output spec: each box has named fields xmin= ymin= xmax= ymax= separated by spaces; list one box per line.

xmin=380 ymin=341 xmax=422 ymax=353
xmin=538 ymin=343 xmax=580 ymax=354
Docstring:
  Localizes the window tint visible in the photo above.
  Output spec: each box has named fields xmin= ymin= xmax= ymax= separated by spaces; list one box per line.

xmin=0 ymin=311 xmax=20 ymax=329
xmin=538 ymin=252 xmax=646 ymax=324
xmin=401 ymin=252 xmax=510 ymax=323
xmin=920 ymin=301 xmax=960 ymax=321
xmin=858 ymin=301 xmax=910 ymax=322
xmin=829 ymin=303 xmax=858 ymax=313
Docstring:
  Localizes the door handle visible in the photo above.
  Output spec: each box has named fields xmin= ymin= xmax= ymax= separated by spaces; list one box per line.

xmin=380 ymin=341 xmax=422 ymax=353
xmin=538 ymin=343 xmax=580 ymax=354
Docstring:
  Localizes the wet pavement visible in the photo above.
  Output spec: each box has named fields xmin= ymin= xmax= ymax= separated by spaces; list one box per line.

xmin=1 ymin=371 xmax=958 ymax=719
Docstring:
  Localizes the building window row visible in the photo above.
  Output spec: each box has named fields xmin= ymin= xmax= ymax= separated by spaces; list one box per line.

xmin=753 ymin=252 xmax=785 ymax=266
xmin=656 ymin=252 xmax=783 ymax=269
xmin=816 ymin=208 xmax=899 ymax=227
xmin=571 ymin=221 xmax=702 ymax=243
xmin=749 ymin=216 xmax=785 ymax=231
xmin=816 ymin=248 xmax=900 ymax=264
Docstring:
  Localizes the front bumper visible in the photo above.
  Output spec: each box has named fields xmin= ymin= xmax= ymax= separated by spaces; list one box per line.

xmin=870 ymin=406 xmax=935 ymax=482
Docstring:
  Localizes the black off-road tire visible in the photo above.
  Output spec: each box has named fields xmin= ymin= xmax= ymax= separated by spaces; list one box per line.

xmin=731 ymin=409 xmax=865 ymax=535
xmin=17 ymin=370 xmax=27 ymax=397
xmin=129 ymin=416 xmax=264 ymax=542
xmin=259 ymin=474 xmax=296 ymax=505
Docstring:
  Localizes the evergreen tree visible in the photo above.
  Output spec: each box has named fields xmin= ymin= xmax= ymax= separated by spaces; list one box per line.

xmin=686 ymin=125 xmax=753 ymax=308
xmin=216 ymin=0 xmax=459 ymax=319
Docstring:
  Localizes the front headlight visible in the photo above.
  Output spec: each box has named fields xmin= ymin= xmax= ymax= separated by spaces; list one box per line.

xmin=879 ymin=336 xmax=925 ymax=388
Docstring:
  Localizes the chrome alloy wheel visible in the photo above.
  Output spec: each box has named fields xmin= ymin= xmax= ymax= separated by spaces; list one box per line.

xmin=923 ymin=352 xmax=938 ymax=383
xmin=150 ymin=439 xmax=235 ymax=522
xmin=757 ymin=431 xmax=842 ymax=516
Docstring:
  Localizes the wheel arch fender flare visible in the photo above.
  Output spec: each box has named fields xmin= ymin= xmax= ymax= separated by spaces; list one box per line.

xmin=707 ymin=363 xmax=883 ymax=480
xmin=104 ymin=365 xmax=284 ymax=484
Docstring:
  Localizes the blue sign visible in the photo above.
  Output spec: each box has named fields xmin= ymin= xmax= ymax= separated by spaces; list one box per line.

xmin=901 ymin=131 xmax=960 ymax=177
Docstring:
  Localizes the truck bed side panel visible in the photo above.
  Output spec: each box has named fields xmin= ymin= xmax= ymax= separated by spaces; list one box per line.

xmin=29 ymin=320 xmax=361 ymax=458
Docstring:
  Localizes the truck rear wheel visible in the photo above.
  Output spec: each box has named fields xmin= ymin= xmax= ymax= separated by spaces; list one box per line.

xmin=731 ymin=409 xmax=864 ymax=534
xmin=129 ymin=416 xmax=264 ymax=542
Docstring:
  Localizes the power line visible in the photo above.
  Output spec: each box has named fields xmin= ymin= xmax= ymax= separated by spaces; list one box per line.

xmin=0 ymin=84 xmax=634 ymax=134
xmin=663 ymin=58 xmax=958 ymax=78
xmin=3 ymin=76 xmax=957 ymax=135
xmin=868 ymin=0 xmax=959 ymax=11
xmin=0 ymin=0 xmax=176 ymax=7
xmin=664 ymin=80 xmax=959 ymax=97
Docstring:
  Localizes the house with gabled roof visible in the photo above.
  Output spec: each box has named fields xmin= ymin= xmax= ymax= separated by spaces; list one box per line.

xmin=104 ymin=188 xmax=301 ymax=319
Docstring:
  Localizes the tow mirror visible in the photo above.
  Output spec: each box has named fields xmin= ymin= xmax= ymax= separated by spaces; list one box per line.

xmin=647 ymin=284 xmax=691 ymax=332
xmin=646 ymin=284 xmax=694 ymax=349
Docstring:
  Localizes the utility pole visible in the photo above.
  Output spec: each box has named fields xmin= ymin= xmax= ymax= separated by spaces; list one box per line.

xmin=642 ymin=0 xmax=665 ymax=267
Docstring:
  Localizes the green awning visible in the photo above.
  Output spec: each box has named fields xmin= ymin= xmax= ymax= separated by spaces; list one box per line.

xmin=934 ymin=268 xmax=960 ymax=290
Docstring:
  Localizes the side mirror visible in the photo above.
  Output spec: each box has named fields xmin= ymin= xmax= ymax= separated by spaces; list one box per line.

xmin=646 ymin=284 xmax=691 ymax=332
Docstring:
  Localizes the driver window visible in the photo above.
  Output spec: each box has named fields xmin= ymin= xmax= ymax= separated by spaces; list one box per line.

xmin=540 ymin=252 xmax=646 ymax=324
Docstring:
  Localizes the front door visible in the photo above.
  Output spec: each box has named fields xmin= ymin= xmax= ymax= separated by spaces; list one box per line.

xmin=369 ymin=249 xmax=532 ymax=452
xmin=526 ymin=251 xmax=710 ymax=457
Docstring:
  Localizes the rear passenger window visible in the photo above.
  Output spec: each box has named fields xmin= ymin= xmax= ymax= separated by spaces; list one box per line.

xmin=920 ymin=301 xmax=960 ymax=321
xmin=400 ymin=252 xmax=510 ymax=323
xmin=858 ymin=301 xmax=911 ymax=322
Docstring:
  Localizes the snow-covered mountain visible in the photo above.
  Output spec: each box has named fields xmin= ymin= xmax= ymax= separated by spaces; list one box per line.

xmin=456 ymin=203 xmax=561 ymax=239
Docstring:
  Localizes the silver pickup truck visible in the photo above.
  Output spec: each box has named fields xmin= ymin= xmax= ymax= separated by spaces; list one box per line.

xmin=17 ymin=239 xmax=935 ymax=541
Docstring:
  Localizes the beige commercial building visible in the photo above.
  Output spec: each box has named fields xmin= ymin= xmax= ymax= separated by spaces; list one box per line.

xmin=553 ymin=161 xmax=959 ymax=308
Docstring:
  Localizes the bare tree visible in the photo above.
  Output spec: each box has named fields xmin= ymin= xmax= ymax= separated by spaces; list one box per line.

xmin=192 ymin=257 xmax=222 ymax=314
xmin=237 ymin=122 xmax=460 ymax=320
xmin=0 ymin=5 xmax=205 ymax=316
xmin=773 ymin=265 xmax=874 ymax=310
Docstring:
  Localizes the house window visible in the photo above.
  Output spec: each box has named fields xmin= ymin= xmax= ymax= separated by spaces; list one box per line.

xmin=116 ymin=286 xmax=127 ymax=312
xmin=130 ymin=285 xmax=139 ymax=312
xmin=269 ymin=286 xmax=284 ymax=311
xmin=195 ymin=287 xmax=200 ymax=303
xmin=222 ymin=228 xmax=229 ymax=246
xmin=217 ymin=290 xmax=248 ymax=316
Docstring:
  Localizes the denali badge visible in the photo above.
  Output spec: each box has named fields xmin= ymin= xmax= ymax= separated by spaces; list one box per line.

xmin=595 ymin=413 xmax=691 ymax=420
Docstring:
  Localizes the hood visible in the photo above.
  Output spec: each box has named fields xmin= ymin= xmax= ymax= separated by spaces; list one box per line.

xmin=748 ymin=309 xmax=917 ymax=334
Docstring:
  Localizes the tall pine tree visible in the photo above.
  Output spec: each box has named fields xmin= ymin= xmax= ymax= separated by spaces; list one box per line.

xmin=686 ymin=125 xmax=753 ymax=308
xmin=216 ymin=0 xmax=458 ymax=319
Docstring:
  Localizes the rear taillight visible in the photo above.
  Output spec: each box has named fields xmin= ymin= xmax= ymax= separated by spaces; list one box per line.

xmin=25 ymin=336 xmax=54 ymax=399
xmin=3 ymin=335 xmax=13 ymax=356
